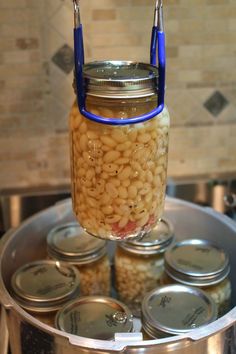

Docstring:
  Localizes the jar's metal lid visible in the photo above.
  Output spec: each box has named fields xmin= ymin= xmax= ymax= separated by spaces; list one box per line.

xmin=47 ymin=223 xmax=107 ymax=264
xmin=119 ymin=218 xmax=174 ymax=255
xmin=11 ymin=260 xmax=80 ymax=312
xmin=142 ymin=284 xmax=218 ymax=338
xmin=164 ymin=239 xmax=230 ymax=286
xmin=83 ymin=61 xmax=159 ymax=99
xmin=55 ymin=296 xmax=134 ymax=340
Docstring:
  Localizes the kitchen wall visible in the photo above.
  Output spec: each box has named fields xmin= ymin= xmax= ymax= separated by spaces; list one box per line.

xmin=0 ymin=0 xmax=236 ymax=193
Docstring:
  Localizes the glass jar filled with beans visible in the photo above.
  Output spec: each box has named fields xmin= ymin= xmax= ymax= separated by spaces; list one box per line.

xmin=115 ymin=218 xmax=174 ymax=315
xmin=163 ymin=239 xmax=232 ymax=317
xmin=70 ymin=61 xmax=170 ymax=241
xmin=47 ymin=223 xmax=111 ymax=297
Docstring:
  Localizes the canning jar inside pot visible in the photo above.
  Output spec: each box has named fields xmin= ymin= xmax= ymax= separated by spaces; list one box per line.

xmin=163 ymin=239 xmax=232 ymax=317
xmin=47 ymin=223 xmax=111 ymax=297
xmin=114 ymin=218 xmax=174 ymax=315
xmin=70 ymin=61 xmax=170 ymax=241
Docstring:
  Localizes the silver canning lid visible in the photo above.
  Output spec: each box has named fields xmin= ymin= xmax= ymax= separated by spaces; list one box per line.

xmin=142 ymin=284 xmax=218 ymax=338
xmin=11 ymin=260 xmax=80 ymax=313
xmin=164 ymin=239 xmax=230 ymax=286
xmin=55 ymin=296 xmax=134 ymax=340
xmin=83 ymin=61 xmax=159 ymax=99
xmin=119 ymin=218 xmax=174 ymax=255
xmin=47 ymin=223 xmax=107 ymax=265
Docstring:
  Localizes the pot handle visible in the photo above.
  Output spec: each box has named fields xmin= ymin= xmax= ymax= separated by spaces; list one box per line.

xmin=0 ymin=229 xmax=16 ymax=308
xmin=0 ymin=306 xmax=9 ymax=354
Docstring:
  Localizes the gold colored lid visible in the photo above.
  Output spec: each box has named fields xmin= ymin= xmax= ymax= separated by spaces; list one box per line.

xmin=11 ymin=260 xmax=80 ymax=312
xmin=83 ymin=61 xmax=159 ymax=99
xmin=55 ymin=296 xmax=134 ymax=340
xmin=142 ymin=284 xmax=218 ymax=338
xmin=164 ymin=239 xmax=230 ymax=286
xmin=47 ymin=223 xmax=107 ymax=264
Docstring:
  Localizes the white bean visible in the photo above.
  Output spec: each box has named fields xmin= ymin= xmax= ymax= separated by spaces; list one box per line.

xmin=105 ymin=183 xmax=119 ymax=198
xmin=118 ymin=166 xmax=132 ymax=181
xmin=100 ymin=136 xmax=116 ymax=148
xmin=104 ymin=150 xmax=121 ymax=163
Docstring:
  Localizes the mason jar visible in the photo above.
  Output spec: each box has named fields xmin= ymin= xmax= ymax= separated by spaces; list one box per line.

xmin=141 ymin=284 xmax=218 ymax=339
xmin=47 ymin=222 xmax=111 ymax=297
xmin=10 ymin=260 xmax=80 ymax=327
xmin=163 ymin=239 xmax=232 ymax=317
xmin=69 ymin=61 xmax=170 ymax=241
xmin=55 ymin=296 xmax=134 ymax=340
xmin=115 ymin=218 xmax=174 ymax=315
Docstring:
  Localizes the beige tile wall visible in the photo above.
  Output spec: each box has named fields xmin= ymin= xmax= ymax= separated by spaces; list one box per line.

xmin=0 ymin=0 xmax=236 ymax=192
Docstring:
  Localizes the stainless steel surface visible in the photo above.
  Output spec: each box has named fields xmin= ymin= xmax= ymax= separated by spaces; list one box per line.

xmin=224 ymin=194 xmax=236 ymax=208
xmin=1 ymin=197 xmax=236 ymax=353
xmin=1 ymin=179 xmax=236 ymax=232
xmin=73 ymin=0 xmax=81 ymax=28
xmin=142 ymin=284 xmax=218 ymax=338
xmin=0 ymin=191 xmax=70 ymax=231
xmin=120 ymin=218 xmax=174 ymax=255
xmin=154 ymin=0 xmax=164 ymax=31
xmin=164 ymin=239 xmax=230 ymax=286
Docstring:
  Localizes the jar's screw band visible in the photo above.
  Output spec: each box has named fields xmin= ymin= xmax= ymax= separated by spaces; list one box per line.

xmin=73 ymin=1 xmax=166 ymax=125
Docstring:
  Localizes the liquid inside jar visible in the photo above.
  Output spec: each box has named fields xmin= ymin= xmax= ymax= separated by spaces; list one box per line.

xmin=161 ymin=272 xmax=232 ymax=317
xmin=70 ymin=96 xmax=170 ymax=240
xmin=115 ymin=246 xmax=165 ymax=315
xmin=76 ymin=255 xmax=111 ymax=297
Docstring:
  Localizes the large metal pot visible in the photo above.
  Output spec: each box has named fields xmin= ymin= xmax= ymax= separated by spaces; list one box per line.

xmin=1 ymin=197 xmax=236 ymax=354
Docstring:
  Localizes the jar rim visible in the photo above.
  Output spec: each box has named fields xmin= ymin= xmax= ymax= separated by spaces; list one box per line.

xmin=84 ymin=61 xmax=159 ymax=99
xmin=119 ymin=218 xmax=174 ymax=255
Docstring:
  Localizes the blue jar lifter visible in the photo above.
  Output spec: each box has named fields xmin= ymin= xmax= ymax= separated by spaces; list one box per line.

xmin=72 ymin=0 xmax=166 ymax=126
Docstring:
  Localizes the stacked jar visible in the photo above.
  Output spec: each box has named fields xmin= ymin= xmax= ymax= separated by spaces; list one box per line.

xmin=47 ymin=223 xmax=111 ymax=297
xmin=115 ymin=218 xmax=174 ymax=315
xmin=162 ymin=239 xmax=232 ymax=317
xmin=10 ymin=260 xmax=80 ymax=326
xmin=69 ymin=61 xmax=170 ymax=241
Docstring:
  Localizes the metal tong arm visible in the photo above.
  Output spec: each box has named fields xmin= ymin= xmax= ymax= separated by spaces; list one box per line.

xmin=73 ymin=0 xmax=166 ymax=125
xmin=151 ymin=0 xmax=165 ymax=106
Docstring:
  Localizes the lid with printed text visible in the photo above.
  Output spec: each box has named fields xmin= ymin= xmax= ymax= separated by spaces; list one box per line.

xmin=47 ymin=222 xmax=107 ymax=264
xmin=141 ymin=284 xmax=217 ymax=338
xmin=164 ymin=239 xmax=230 ymax=286
xmin=55 ymin=296 xmax=134 ymax=340
xmin=11 ymin=260 xmax=80 ymax=313
xmin=119 ymin=218 xmax=174 ymax=255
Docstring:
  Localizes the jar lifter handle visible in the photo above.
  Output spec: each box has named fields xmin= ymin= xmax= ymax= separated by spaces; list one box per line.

xmin=151 ymin=0 xmax=165 ymax=108
xmin=73 ymin=0 xmax=166 ymax=126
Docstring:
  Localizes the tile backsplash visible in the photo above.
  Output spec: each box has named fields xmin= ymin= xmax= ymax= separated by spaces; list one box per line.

xmin=0 ymin=0 xmax=236 ymax=192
